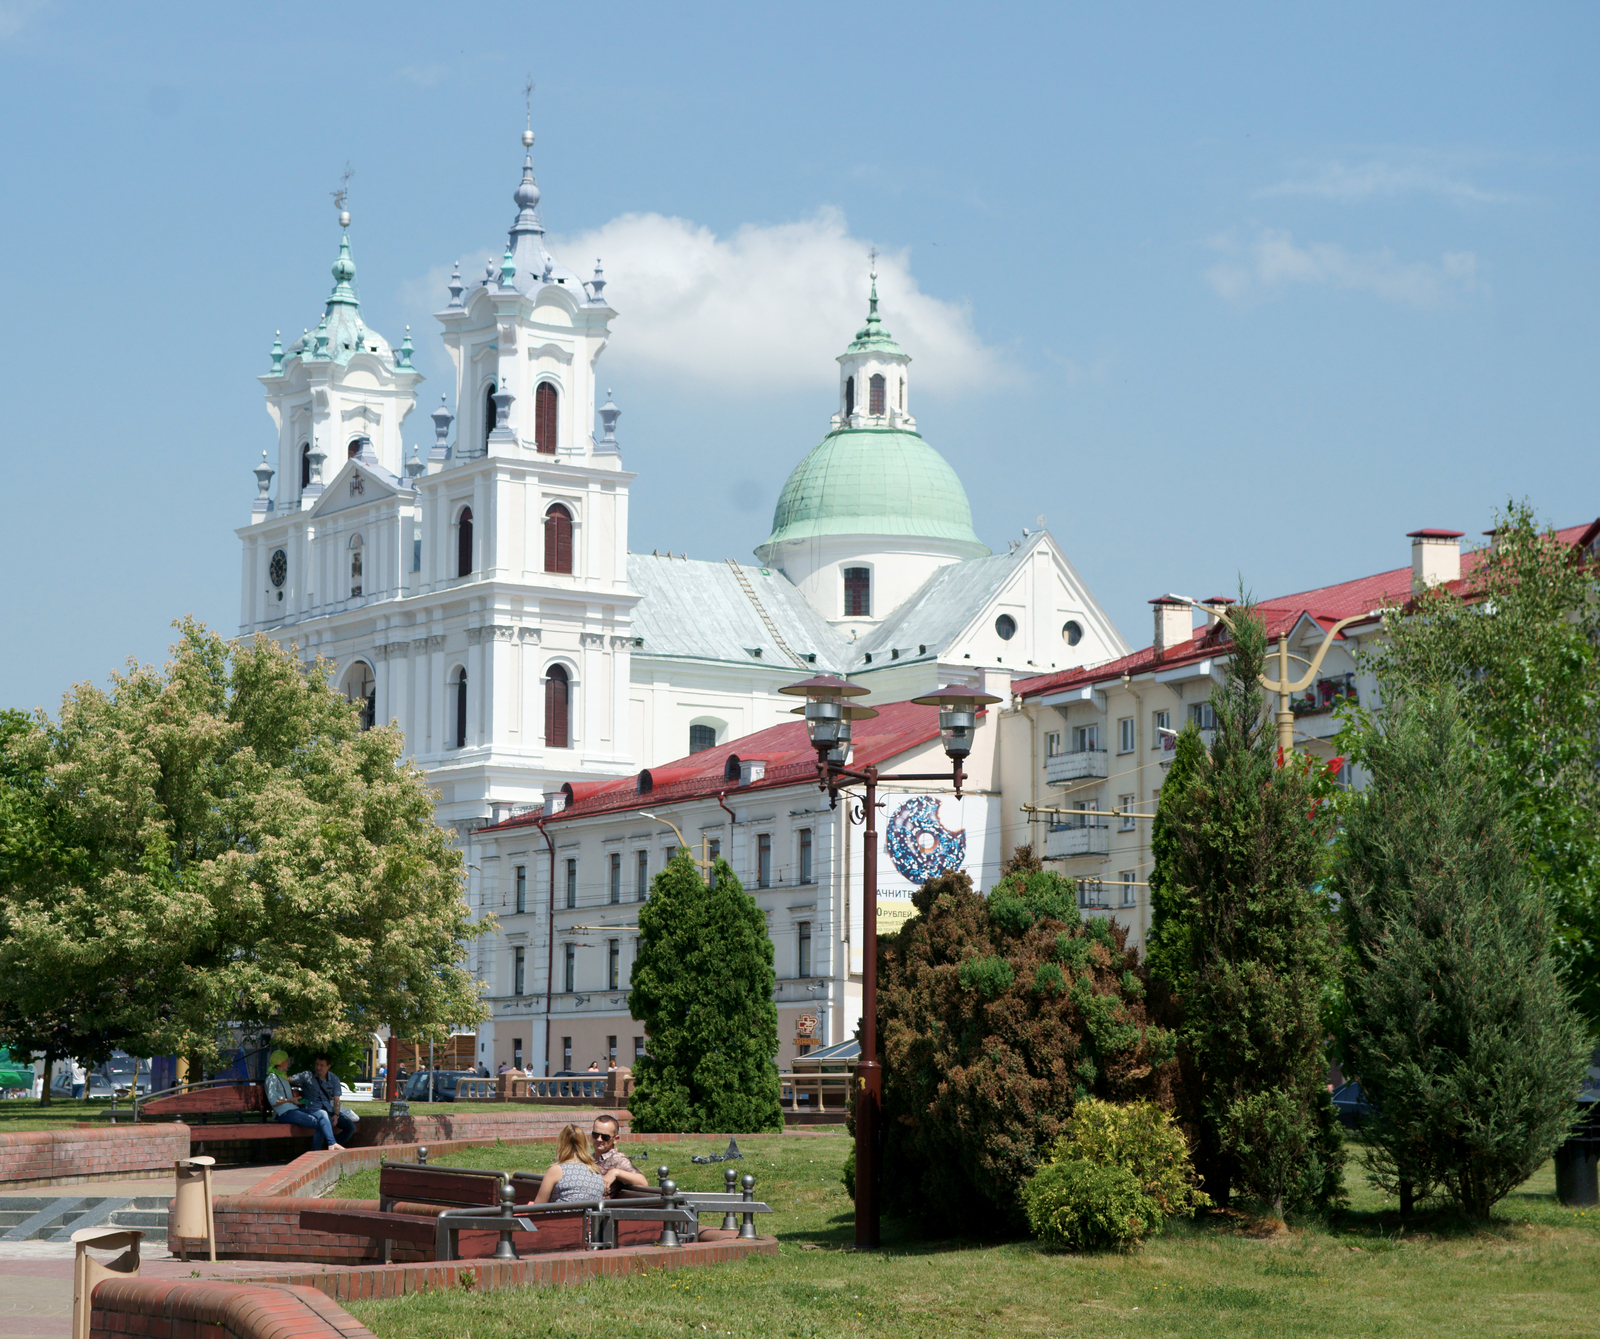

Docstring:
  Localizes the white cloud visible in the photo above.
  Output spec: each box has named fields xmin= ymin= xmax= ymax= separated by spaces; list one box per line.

xmin=402 ymin=207 xmax=1004 ymax=395
xmin=1204 ymin=228 xmax=1480 ymax=308
xmin=552 ymin=208 xmax=1005 ymax=393
xmin=1255 ymin=159 xmax=1511 ymax=205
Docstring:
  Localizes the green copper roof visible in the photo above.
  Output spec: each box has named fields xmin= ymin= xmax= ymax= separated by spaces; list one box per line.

xmin=844 ymin=277 xmax=904 ymax=356
xmin=759 ymin=428 xmax=987 ymax=554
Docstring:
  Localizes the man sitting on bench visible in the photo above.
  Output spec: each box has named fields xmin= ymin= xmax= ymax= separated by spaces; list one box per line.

xmin=590 ymin=1114 xmax=648 ymax=1191
xmin=266 ymin=1050 xmax=344 ymax=1150
xmin=294 ymin=1052 xmax=358 ymax=1145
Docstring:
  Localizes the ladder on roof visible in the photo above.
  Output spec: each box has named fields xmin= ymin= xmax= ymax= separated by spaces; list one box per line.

xmin=726 ymin=558 xmax=811 ymax=670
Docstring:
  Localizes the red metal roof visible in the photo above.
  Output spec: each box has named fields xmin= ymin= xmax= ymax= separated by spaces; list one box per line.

xmin=1016 ymin=521 xmax=1595 ymax=701
xmin=483 ymin=700 xmax=946 ymax=831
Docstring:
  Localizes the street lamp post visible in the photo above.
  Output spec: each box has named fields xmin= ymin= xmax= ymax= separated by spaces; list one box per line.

xmin=778 ymin=675 xmax=1001 ymax=1249
xmin=1162 ymin=594 xmax=1374 ymax=754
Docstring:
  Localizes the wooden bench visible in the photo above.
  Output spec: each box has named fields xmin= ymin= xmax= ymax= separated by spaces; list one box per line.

xmin=134 ymin=1081 xmax=309 ymax=1147
xmin=300 ymin=1160 xmax=727 ymax=1262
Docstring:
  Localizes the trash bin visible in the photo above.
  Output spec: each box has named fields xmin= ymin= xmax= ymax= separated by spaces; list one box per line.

xmin=72 ymin=1228 xmax=141 ymax=1339
xmin=171 ymin=1155 xmax=217 ymax=1262
xmin=1554 ymin=1073 xmax=1600 ymax=1208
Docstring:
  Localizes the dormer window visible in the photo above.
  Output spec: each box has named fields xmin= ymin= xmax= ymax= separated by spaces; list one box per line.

xmin=869 ymin=373 xmax=886 ymax=416
xmin=844 ymin=376 xmax=854 ymax=418
xmin=844 ymin=567 xmax=871 ymax=618
xmin=483 ymin=382 xmax=497 ymax=446
xmin=723 ymin=754 xmax=741 ymax=782
xmin=535 ymin=383 xmax=559 ymax=454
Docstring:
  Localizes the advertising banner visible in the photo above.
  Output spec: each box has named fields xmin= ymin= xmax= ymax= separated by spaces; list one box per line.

xmin=873 ymin=791 xmax=1001 ymax=939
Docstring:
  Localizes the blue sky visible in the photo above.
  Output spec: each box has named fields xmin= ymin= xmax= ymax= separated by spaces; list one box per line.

xmin=1 ymin=2 xmax=1596 ymax=711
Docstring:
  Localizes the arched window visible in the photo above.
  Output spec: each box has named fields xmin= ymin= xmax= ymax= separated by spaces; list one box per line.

xmin=299 ymin=443 xmax=311 ymax=490
xmin=723 ymin=753 xmax=742 ymax=782
xmin=545 ymin=664 xmax=570 ymax=748
xmin=869 ymin=373 xmax=886 ymax=416
xmin=347 ymin=438 xmax=361 ymax=459
xmin=453 ymin=668 xmax=468 ymax=748
xmin=690 ymin=724 xmax=717 ymax=754
xmin=534 ymin=382 xmax=559 ymax=454
xmin=844 ymin=376 xmax=854 ymax=418
xmin=344 ymin=662 xmax=376 ymax=731
xmin=349 ymin=533 xmax=364 ymax=598
xmin=844 ymin=567 xmax=871 ymax=618
xmin=483 ymin=382 xmax=497 ymax=446
xmin=544 ymin=503 xmax=573 ymax=574
xmin=456 ymin=507 xmax=473 ymax=578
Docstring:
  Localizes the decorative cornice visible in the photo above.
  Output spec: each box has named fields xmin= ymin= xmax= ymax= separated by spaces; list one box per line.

xmin=412 ymin=635 xmax=446 ymax=652
xmin=468 ymin=624 xmax=517 ymax=645
xmin=580 ymin=632 xmax=606 ymax=649
xmin=518 ymin=627 xmax=543 ymax=644
xmin=373 ymin=640 xmax=411 ymax=660
xmin=608 ymin=635 xmax=632 ymax=651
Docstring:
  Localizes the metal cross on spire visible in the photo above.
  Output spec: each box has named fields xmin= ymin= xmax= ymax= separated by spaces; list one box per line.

xmin=868 ymin=245 xmax=878 ymax=279
xmin=331 ymin=163 xmax=353 ymax=224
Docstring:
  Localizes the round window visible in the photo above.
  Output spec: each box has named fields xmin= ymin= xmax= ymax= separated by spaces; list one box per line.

xmin=269 ymin=549 xmax=288 ymax=589
xmin=1062 ymin=620 xmax=1083 ymax=646
xmin=995 ymin=614 xmax=1017 ymax=641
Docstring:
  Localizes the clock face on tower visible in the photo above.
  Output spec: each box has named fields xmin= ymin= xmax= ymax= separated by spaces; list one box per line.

xmin=269 ymin=549 xmax=287 ymax=588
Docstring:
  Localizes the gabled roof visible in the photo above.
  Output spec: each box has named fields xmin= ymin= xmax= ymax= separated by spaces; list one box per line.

xmin=1015 ymin=521 xmax=1596 ymax=700
xmin=479 ymin=699 xmax=945 ymax=831
xmin=306 ymin=456 xmax=410 ymax=519
xmin=626 ymin=555 xmax=848 ymax=670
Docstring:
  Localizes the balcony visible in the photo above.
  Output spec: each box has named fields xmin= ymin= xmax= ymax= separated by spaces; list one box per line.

xmin=1043 ymin=820 xmax=1111 ymax=858
xmin=1045 ymin=748 xmax=1108 ymax=785
xmin=1291 ymin=674 xmax=1358 ymax=717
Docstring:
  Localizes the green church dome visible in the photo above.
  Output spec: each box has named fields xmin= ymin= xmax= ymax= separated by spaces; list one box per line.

xmin=759 ymin=428 xmax=988 ymax=554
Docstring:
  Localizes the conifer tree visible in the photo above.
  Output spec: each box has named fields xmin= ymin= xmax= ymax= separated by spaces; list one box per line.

xmin=1165 ymin=603 xmax=1344 ymax=1214
xmin=1145 ymin=723 xmax=1206 ymax=992
xmin=1337 ymin=690 xmax=1590 ymax=1220
xmin=628 ymin=853 xmax=783 ymax=1133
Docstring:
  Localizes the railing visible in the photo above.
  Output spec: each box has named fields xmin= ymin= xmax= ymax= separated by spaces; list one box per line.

xmin=780 ymin=1074 xmax=852 ymax=1111
xmin=453 ymin=1072 xmax=632 ymax=1104
xmin=1044 ymin=749 xmax=1109 ymax=785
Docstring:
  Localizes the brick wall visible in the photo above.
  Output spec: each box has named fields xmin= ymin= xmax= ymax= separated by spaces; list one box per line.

xmin=349 ymin=1107 xmax=631 ymax=1147
xmin=90 ymin=1280 xmax=376 ymax=1339
xmin=0 ymin=1124 xmax=189 ymax=1188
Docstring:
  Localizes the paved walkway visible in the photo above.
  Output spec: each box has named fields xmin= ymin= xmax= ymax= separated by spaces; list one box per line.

xmin=0 ymin=1165 xmax=282 ymax=1339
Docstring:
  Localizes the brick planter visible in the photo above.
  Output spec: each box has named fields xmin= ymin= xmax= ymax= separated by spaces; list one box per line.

xmin=0 ymin=1124 xmax=190 ymax=1188
xmin=90 ymin=1280 xmax=376 ymax=1339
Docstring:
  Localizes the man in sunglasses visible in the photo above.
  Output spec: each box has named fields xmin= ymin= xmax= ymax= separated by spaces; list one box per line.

xmin=591 ymin=1114 xmax=648 ymax=1191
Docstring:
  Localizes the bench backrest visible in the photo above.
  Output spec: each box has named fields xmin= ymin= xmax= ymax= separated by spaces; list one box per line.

xmin=140 ymin=1082 xmax=267 ymax=1119
xmin=378 ymin=1163 xmax=504 ymax=1208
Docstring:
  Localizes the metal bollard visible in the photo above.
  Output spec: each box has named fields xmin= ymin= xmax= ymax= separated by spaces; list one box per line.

xmin=657 ymin=1164 xmax=670 ymax=1193
xmin=493 ymin=1175 xmax=519 ymax=1261
xmin=739 ymin=1173 xmax=757 ymax=1239
xmin=417 ymin=1146 xmax=428 ymax=1166
xmin=721 ymin=1168 xmax=739 ymax=1231
xmin=657 ymin=1179 xmax=681 ymax=1247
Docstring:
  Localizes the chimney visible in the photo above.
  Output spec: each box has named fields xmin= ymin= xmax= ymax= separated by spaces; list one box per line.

xmin=1408 ymin=529 xmax=1464 ymax=593
xmin=1150 ymin=597 xmax=1191 ymax=656
xmin=1201 ymin=596 xmax=1235 ymax=629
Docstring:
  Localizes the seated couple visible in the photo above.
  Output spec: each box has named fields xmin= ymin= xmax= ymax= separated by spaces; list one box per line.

xmin=531 ymin=1116 xmax=647 ymax=1203
xmin=265 ymin=1050 xmax=359 ymax=1150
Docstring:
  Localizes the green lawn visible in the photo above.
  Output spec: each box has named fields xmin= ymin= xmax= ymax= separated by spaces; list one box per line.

xmin=343 ymin=1133 xmax=1600 ymax=1339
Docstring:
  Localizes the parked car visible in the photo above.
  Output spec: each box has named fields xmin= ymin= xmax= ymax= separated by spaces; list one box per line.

xmin=96 ymin=1052 xmax=151 ymax=1098
xmin=400 ymin=1069 xmax=477 ymax=1102
xmin=1331 ymin=1080 xmax=1374 ymax=1126
xmin=49 ymin=1065 xmax=115 ymax=1099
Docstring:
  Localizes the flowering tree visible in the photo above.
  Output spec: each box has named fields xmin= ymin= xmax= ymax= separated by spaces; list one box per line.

xmin=0 ymin=621 xmax=486 ymax=1071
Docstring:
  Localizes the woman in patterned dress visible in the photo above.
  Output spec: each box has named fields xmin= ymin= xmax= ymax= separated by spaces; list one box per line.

xmin=532 ymin=1123 xmax=607 ymax=1203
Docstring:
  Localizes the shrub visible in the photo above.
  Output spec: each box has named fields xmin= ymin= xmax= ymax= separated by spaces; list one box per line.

xmin=1022 ymin=1159 xmax=1161 ymax=1250
xmin=1050 ymin=1098 xmax=1209 ymax=1218
xmin=870 ymin=848 xmax=1178 ymax=1235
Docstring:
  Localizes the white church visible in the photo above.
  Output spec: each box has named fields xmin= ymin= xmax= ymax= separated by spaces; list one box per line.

xmin=237 ymin=124 xmax=1129 ymax=1072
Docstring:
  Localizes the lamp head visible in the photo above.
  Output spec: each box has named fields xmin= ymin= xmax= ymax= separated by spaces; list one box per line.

xmin=780 ymin=675 xmax=875 ymax=759
xmin=909 ymin=685 xmax=1003 ymax=761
